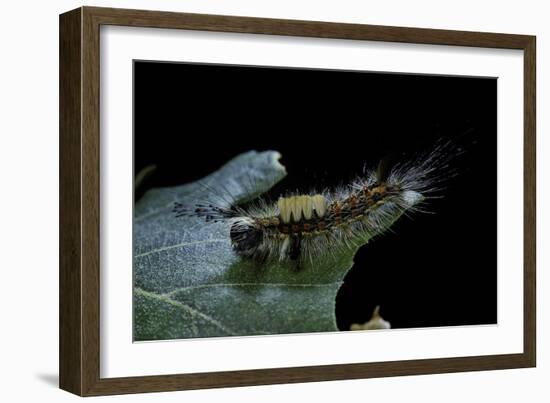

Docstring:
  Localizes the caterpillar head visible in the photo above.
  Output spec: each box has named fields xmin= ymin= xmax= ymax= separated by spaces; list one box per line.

xmin=230 ymin=218 xmax=264 ymax=257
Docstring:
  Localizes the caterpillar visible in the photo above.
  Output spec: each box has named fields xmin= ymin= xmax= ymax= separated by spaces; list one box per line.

xmin=173 ymin=141 xmax=456 ymax=266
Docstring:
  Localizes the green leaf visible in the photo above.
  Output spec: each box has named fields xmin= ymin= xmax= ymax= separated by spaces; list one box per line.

xmin=133 ymin=150 xmax=418 ymax=341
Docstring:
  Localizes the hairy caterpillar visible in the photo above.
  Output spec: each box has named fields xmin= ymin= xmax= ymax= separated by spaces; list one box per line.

xmin=173 ymin=142 xmax=456 ymax=266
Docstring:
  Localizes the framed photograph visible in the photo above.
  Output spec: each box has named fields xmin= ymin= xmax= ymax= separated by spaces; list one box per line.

xmin=59 ymin=6 xmax=536 ymax=396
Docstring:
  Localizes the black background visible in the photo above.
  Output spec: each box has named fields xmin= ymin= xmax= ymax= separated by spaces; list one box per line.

xmin=134 ymin=61 xmax=497 ymax=331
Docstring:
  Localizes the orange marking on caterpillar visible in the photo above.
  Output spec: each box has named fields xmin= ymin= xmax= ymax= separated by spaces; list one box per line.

xmin=333 ymin=202 xmax=342 ymax=225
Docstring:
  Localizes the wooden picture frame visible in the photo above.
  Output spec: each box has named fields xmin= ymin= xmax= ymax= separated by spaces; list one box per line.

xmin=59 ymin=6 xmax=536 ymax=396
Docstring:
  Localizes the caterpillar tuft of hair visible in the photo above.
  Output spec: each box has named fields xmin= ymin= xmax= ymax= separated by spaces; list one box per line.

xmin=173 ymin=141 xmax=458 ymax=266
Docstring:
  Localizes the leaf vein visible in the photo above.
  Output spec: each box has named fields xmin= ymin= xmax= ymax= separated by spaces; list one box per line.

xmin=164 ymin=282 xmax=340 ymax=297
xmin=134 ymin=239 xmax=229 ymax=258
xmin=135 ymin=288 xmax=237 ymax=336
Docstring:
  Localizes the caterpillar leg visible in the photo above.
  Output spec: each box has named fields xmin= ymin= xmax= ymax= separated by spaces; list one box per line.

xmin=288 ymin=234 xmax=303 ymax=271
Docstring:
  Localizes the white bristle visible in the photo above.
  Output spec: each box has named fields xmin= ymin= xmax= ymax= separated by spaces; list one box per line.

xmin=278 ymin=197 xmax=291 ymax=224
xmin=312 ymin=194 xmax=327 ymax=217
xmin=289 ymin=196 xmax=301 ymax=223
xmin=301 ymin=196 xmax=313 ymax=220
